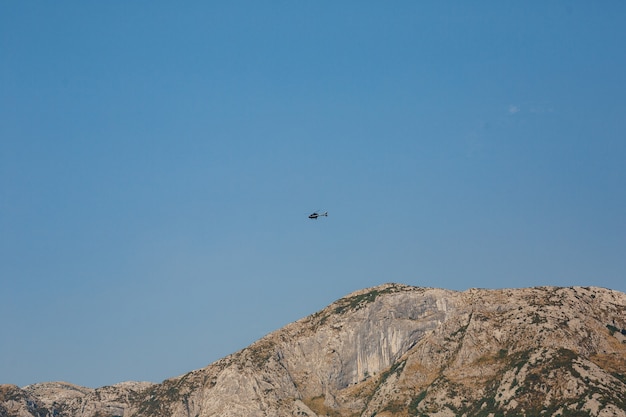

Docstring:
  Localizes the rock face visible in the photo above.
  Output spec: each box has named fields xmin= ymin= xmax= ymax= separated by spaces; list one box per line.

xmin=0 ymin=381 xmax=151 ymax=417
xmin=3 ymin=284 xmax=626 ymax=417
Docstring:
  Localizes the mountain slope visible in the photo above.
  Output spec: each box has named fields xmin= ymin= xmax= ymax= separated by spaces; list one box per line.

xmin=3 ymin=284 xmax=626 ymax=417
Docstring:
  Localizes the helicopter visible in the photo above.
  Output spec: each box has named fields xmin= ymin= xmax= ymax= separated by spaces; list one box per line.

xmin=308 ymin=211 xmax=328 ymax=219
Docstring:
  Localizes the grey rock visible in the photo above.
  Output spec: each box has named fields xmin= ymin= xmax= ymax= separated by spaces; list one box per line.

xmin=3 ymin=284 xmax=626 ymax=417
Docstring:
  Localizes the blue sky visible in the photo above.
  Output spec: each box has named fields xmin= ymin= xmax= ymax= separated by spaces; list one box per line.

xmin=1 ymin=2 xmax=625 ymax=388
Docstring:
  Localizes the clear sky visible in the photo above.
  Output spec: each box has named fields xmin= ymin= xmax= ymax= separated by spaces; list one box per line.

xmin=1 ymin=2 xmax=625 ymax=388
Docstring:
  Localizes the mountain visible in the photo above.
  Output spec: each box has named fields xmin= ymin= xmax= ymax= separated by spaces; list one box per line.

xmin=2 ymin=284 xmax=626 ymax=417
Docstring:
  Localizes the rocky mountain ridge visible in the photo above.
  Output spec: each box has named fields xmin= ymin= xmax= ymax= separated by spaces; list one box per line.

xmin=2 ymin=284 xmax=626 ymax=417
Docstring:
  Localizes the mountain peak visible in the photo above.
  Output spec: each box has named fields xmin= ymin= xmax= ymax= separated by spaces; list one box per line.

xmin=3 ymin=284 xmax=626 ymax=417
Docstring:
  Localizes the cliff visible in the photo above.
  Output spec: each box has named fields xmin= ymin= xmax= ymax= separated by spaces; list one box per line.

xmin=2 ymin=284 xmax=626 ymax=417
